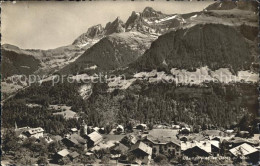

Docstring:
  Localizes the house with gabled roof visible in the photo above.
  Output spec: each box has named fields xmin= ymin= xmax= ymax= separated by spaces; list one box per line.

xmin=53 ymin=149 xmax=70 ymax=163
xmin=16 ymin=127 xmax=44 ymax=139
xmin=181 ymin=141 xmax=212 ymax=157
xmin=86 ymin=131 xmax=103 ymax=148
xmin=229 ymin=143 xmax=259 ymax=163
xmin=142 ymin=129 xmax=181 ymax=157
xmin=68 ymin=151 xmax=80 ymax=161
xmin=62 ymin=133 xmax=87 ymax=148
xmin=130 ymin=141 xmax=152 ymax=165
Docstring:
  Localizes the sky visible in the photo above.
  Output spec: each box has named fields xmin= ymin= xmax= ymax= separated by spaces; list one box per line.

xmin=2 ymin=1 xmax=214 ymax=50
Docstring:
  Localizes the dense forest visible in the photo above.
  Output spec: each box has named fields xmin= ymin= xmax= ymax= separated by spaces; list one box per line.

xmin=2 ymin=78 xmax=258 ymax=135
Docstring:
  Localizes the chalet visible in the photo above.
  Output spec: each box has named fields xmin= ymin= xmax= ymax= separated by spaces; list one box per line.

xmin=210 ymin=140 xmax=220 ymax=156
xmin=68 ymin=151 xmax=80 ymax=161
xmin=62 ymin=133 xmax=87 ymax=148
xmin=142 ymin=129 xmax=181 ymax=157
xmin=226 ymin=129 xmax=234 ymax=134
xmin=172 ymin=125 xmax=181 ymax=129
xmin=179 ymin=127 xmax=191 ymax=135
xmin=70 ymin=128 xmax=78 ymax=134
xmin=85 ymin=151 xmax=95 ymax=157
xmin=136 ymin=124 xmax=148 ymax=131
xmin=229 ymin=137 xmax=259 ymax=148
xmin=111 ymin=143 xmax=129 ymax=159
xmin=86 ymin=131 xmax=103 ymax=148
xmin=116 ymin=125 xmax=124 ymax=133
xmin=121 ymin=134 xmax=137 ymax=146
xmin=53 ymin=149 xmax=70 ymax=163
xmin=229 ymin=143 xmax=259 ymax=163
xmin=143 ymin=136 xmax=181 ymax=157
xmin=22 ymin=127 xmax=44 ymax=139
xmin=181 ymin=141 xmax=211 ymax=157
xmin=236 ymin=131 xmax=250 ymax=138
xmin=130 ymin=141 xmax=152 ymax=165
xmin=93 ymin=127 xmax=100 ymax=132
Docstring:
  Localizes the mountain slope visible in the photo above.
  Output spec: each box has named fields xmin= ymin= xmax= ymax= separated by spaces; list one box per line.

xmin=1 ymin=44 xmax=42 ymax=78
xmin=61 ymin=32 xmax=157 ymax=74
xmin=72 ymin=17 xmax=125 ymax=47
xmin=205 ymin=1 xmax=258 ymax=12
xmin=125 ymin=7 xmax=186 ymax=35
xmin=129 ymin=23 xmax=253 ymax=73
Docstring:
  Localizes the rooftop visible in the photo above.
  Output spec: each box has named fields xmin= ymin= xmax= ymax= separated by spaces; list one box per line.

xmin=69 ymin=151 xmax=80 ymax=158
xmin=131 ymin=141 xmax=152 ymax=156
xmin=57 ymin=149 xmax=70 ymax=157
xmin=229 ymin=143 xmax=258 ymax=157
xmin=88 ymin=131 xmax=103 ymax=143
xmin=146 ymin=129 xmax=180 ymax=145
xmin=181 ymin=141 xmax=212 ymax=153
xmin=65 ymin=133 xmax=86 ymax=145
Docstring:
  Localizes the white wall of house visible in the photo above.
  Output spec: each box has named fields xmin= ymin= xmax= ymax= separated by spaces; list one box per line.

xmin=31 ymin=132 xmax=44 ymax=139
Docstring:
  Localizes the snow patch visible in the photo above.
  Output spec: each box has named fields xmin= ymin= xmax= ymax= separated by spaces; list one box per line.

xmin=190 ymin=14 xmax=198 ymax=19
xmin=20 ymin=66 xmax=30 ymax=69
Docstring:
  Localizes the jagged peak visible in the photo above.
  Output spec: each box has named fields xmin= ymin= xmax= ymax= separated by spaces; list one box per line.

xmin=141 ymin=6 xmax=164 ymax=18
xmin=87 ymin=24 xmax=103 ymax=32
xmin=104 ymin=17 xmax=125 ymax=35
xmin=143 ymin=7 xmax=156 ymax=13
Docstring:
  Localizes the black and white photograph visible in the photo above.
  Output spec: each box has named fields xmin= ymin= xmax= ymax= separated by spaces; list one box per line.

xmin=1 ymin=0 xmax=260 ymax=165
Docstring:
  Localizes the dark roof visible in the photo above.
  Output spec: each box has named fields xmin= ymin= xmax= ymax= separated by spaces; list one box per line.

xmin=69 ymin=151 xmax=80 ymax=158
xmin=70 ymin=133 xmax=86 ymax=144
xmin=130 ymin=142 xmax=152 ymax=156
xmin=114 ymin=143 xmax=129 ymax=153
xmin=64 ymin=133 xmax=86 ymax=145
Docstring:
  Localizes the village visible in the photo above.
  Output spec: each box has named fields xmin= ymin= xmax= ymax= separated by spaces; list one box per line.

xmin=3 ymin=119 xmax=259 ymax=165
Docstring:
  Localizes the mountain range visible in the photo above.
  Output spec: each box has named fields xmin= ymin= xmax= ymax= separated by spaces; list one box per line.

xmin=2 ymin=1 xmax=259 ymax=133
xmin=1 ymin=1 xmax=258 ymax=97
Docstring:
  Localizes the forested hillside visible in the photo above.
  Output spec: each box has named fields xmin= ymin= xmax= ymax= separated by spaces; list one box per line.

xmin=2 ymin=79 xmax=258 ymax=135
xmin=128 ymin=24 xmax=254 ymax=74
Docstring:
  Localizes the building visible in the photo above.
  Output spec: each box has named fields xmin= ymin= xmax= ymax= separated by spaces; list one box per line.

xmin=179 ymin=127 xmax=191 ymax=135
xmin=236 ymin=131 xmax=250 ymax=138
xmin=130 ymin=141 xmax=152 ymax=165
xmin=209 ymin=140 xmax=220 ymax=156
xmin=142 ymin=136 xmax=181 ymax=157
xmin=68 ymin=151 xmax=80 ymax=161
xmin=226 ymin=129 xmax=234 ymax=134
xmin=62 ymin=133 xmax=87 ymax=148
xmin=229 ymin=143 xmax=259 ymax=163
xmin=116 ymin=125 xmax=124 ymax=133
xmin=142 ymin=129 xmax=180 ymax=157
xmin=172 ymin=125 xmax=181 ymax=129
xmin=111 ymin=143 xmax=129 ymax=159
xmin=136 ymin=124 xmax=148 ymax=131
xmin=181 ymin=141 xmax=212 ymax=157
xmin=70 ymin=128 xmax=78 ymax=134
xmin=86 ymin=131 xmax=103 ymax=148
xmin=53 ymin=149 xmax=70 ymax=163
xmin=22 ymin=127 xmax=44 ymax=139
